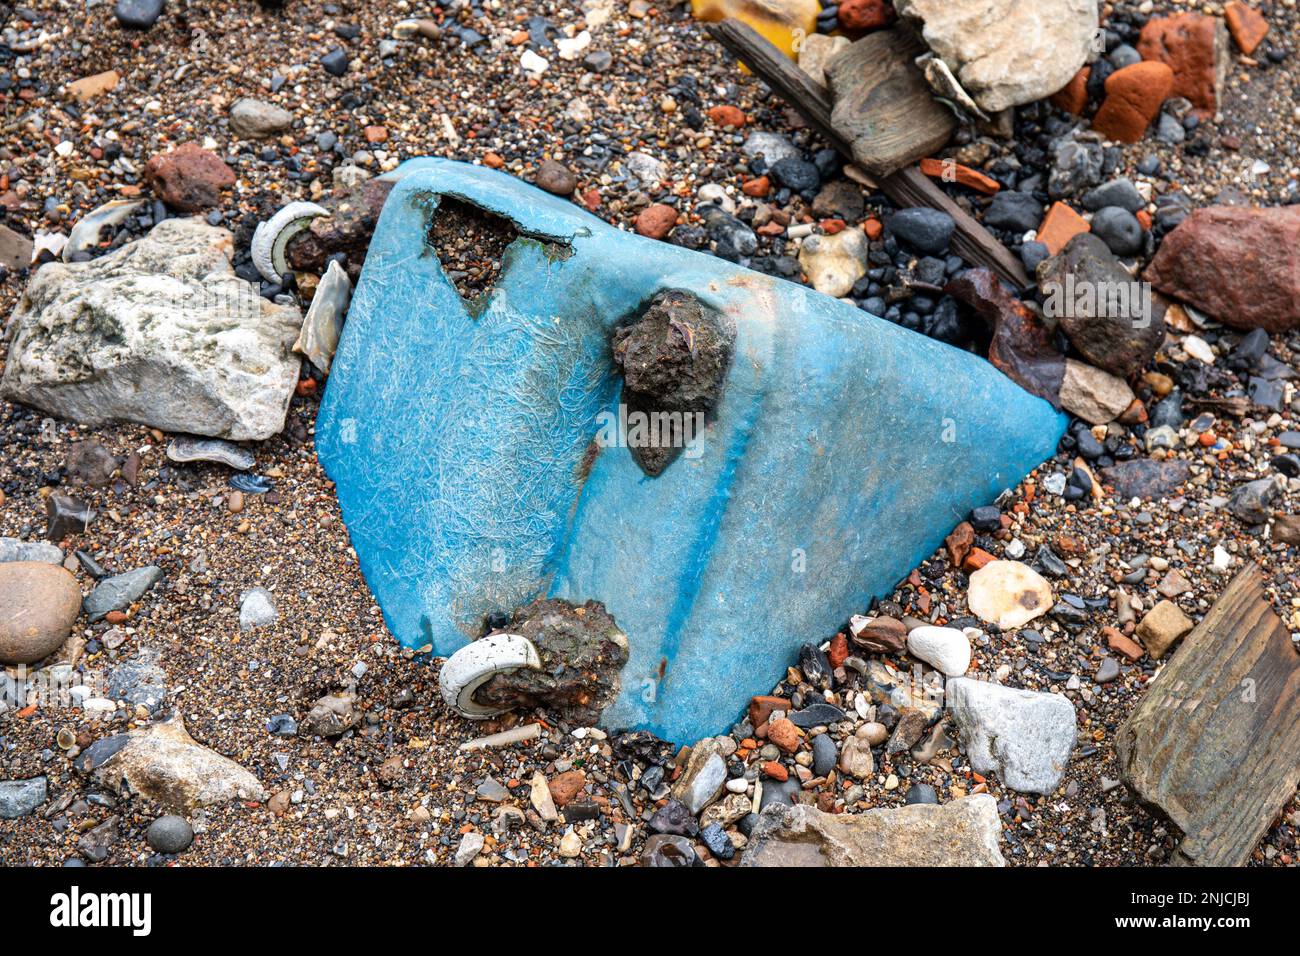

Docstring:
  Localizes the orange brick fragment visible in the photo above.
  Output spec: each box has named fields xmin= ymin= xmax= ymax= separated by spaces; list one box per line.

xmin=1092 ymin=61 xmax=1175 ymax=143
xmin=707 ymin=104 xmax=747 ymax=128
xmin=1049 ymin=66 xmax=1090 ymax=115
xmin=1225 ymin=2 xmax=1269 ymax=55
xmin=1036 ymin=202 xmax=1090 ymax=256
xmin=919 ymin=157 xmax=1001 ymax=195
xmin=1104 ymin=626 xmax=1145 ymax=662
xmin=761 ymin=761 xmax=789 ymax=782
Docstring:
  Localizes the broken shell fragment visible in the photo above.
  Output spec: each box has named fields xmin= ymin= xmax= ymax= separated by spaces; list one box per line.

xmin=294 ymin=259 xmax=352 ymax=374
xmin=917 ymin=53 xmax=990 ymax=122
xmin=167 ymin=436 xmax=256 ymax=471
xmin=439 ymin=632 xmax=543 ymax=719
xmin=251 ymin=201 xmax=329 ymax=283
xmin=64 ymin=199 xmax=145 ymax=262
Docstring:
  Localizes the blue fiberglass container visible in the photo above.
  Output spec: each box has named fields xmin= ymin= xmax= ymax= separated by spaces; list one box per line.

xmin=316 ymin=158 xmax=1068 ymax=743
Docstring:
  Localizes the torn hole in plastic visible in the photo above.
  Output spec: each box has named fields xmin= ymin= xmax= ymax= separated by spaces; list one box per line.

xmin=421 ymin=193 xmax=575 ymax=317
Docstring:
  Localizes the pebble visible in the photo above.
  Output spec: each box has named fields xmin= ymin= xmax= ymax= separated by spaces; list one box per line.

xmin=320 ymin=48 xmax=349 ymax=77
xmin=811 ymin=732 xmax=837 ymax=777
xmin=145 ymin=815 xmax=194 ymax=854
xmin=886 ymin=208 xmax=955 ymax=255
xmin=84 ymin=566 xmax=164 ymax=622
xmin=967 ymin=560 xmax=1054 ymax=629
xmin=534 ymin=160 xmax=577 ymax=196
xmin=906 ymin=625 xmax=972 ymax=677
xmin=558 ymin=828 xmax=583 ymax=858
xmin=454 ymin=831 xmax=484 ymax=866
xmin=113 ymin=0 xmax=163 ymax=30
xmin=229 ymin=98 xmax=295 ymax=139
xmin=239 ymin=587 xmax=278 ymax=630
xmin=0 ymin=562 xmax=82 ymax=665
xmin=1090 ymin=206 xmax=1144 ymax=257
xmin=1095 ymin=657 xmax=1120 ymax=683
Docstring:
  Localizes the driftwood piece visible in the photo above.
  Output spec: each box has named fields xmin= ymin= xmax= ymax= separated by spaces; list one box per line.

xmin=826 ymin=28 xmax=957 ymax=179
xmin=706 ymin=19 xmax=1029 ymax=289
xmin=1116 ymin=564 xmax=1300 ymax=866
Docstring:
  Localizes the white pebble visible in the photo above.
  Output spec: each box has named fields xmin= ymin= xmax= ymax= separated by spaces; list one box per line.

xmin=906 ymin=625 xmax=972 ymax=677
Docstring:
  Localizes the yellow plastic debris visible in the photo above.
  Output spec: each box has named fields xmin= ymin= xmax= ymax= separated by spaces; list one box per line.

xmin=691 ymin=0 xmax=820 ymax=60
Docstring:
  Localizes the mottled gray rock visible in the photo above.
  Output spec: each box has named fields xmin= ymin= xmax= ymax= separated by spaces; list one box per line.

xmin=1049 ymin=131 xmax=1105 ymax=199
xmin=1038 ymin=232 xmax=1164 ymax=378
xmin=107 ymin=647 xmax=168 ymax=711
xmin=2 ymin=219 xmax=303 ymax=441
xmin=742 ymin=795 xmax=1005 ymax=866
xmin=239 ymin=587 xmax=278 ymax=630
xmin=1228 ymin=477 xmax=1282 ymax=525
xmin=0 ymin=777 xmax=48 ymax=818
xmin=895 ymin=0 xmax=1098 ymax=113
xmin=671 ymin=739 xmax=728 ymax=815
xmin=146 ymin=815 xmax=194 ymax=854
xmin=84 ymin=566 xmax=163 ymax=622
xmin=78 ymin=714 xmax=266 ymax=810
xmin=946 ymin=678 xmax=1076 ymax=794
xmin=229 ymin=98 xmax=295 ymax=139
xmin=0 ymin=537 xmax=63 ymax=564
xmin=741 ymin=131 xmax=801 ymax=166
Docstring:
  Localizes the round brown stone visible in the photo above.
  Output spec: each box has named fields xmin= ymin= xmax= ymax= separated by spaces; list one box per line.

xmin=634 ymin=203 xmax=678 ymax=239
xmin=0 ymin=561 xmax=82 ymax=664
xmin=533 ymin=160 xmax=577 ymax=196
xmin=143 ymin=143 xmax=236 ymax=213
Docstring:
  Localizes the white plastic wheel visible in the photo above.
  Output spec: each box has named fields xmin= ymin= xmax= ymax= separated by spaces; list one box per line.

xmin=439 ymin=633 xmax=542 ymax=719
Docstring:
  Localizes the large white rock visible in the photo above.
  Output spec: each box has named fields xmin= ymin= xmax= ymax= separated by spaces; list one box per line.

xmin=906 ymin=625 xmax=971 ymax=677
xmin=946 ymin=678 xmax=1076 ymax=794
xmin=967 ymin=560 xmax=1053 ymax=629
xmin=78 ymin=713 xmax=267 ymax=811
xmin=742 ymin=794 xmax=1005 ymax=866
xmin=2 ymin=218 xmax=302 ymax=441
xmin=895 ymin=0 xmax=1099 ymax=113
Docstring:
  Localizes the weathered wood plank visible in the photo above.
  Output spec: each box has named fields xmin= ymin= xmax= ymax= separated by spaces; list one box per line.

xmin=706 ymin=19 xmax=848 ymax=152
xmin=826 ymin=28 xmax=956 ymax=179
xmin=1116 ymin=563 xmax=1300 ymax=866
xmin=705 ymin=19 xmax=1029 ymax=289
